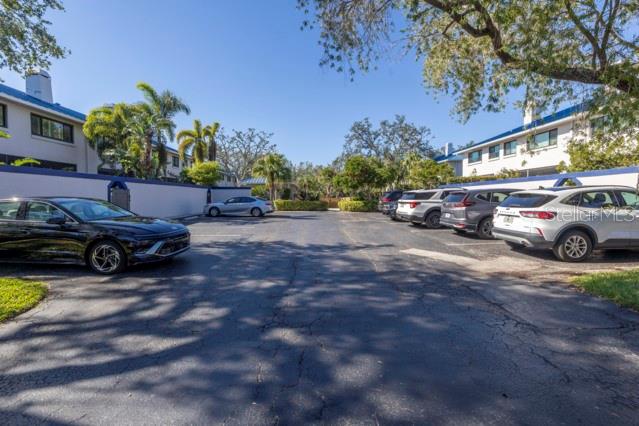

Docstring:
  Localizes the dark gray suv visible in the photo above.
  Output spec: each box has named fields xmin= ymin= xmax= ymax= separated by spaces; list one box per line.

xmin=440 ymin=188 xmax=520 ymax=239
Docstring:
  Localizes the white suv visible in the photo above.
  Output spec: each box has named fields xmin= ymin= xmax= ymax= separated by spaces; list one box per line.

xmin=396 ymin=189 xmax=456 ymax=228
xmin=493 ymin=185 xmax=639 ymax=262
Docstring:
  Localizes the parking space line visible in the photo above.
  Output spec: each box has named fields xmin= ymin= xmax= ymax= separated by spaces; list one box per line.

xmin=400 ymin=248 xmax=476 ymax=266
xmin=190 ymin=234 xmax=243 ymax=237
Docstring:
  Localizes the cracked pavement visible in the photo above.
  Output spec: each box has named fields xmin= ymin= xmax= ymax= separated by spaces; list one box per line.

xmin=1 ymin=211 xmax=638 ymax=424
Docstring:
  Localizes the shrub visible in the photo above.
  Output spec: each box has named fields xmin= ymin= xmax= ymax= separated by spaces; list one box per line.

xmin=251 ymin=185 xmax=268 ymax=198
xmin=338 ymin=199 xmax=377 ymax=212
xmin=274 ymin=200 xmax=328 ymax=211
xmin=186 ymin=161 xmax=222 ymax=186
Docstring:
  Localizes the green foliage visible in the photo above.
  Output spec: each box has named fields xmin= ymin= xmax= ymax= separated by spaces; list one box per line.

xmin=179 ymin=168 xmax=194 ymax=184
xmin=299 ymin=0 xmax=639 ymax=138
xmin=336 ymin=155 xmax=388 ymax=200
xmin=186 ymin=161 xmax=222 ymax=186
xmin=338 ymin=198 xmax=377 ymax=212
xmin=11 ymin=157 xmax=41 ymax=167
xmin=177 ymin=119 xmax=220 ymax=165
xmin=274 ymin=200 xmax=328 ymax=211
xmin=253 ymin=153 xmax=292 ymax=200
xmin=0 ymin=130 xmax=8 ymax=139
xmin=0 ymin=0 xmax=67 ymax=77
xmin=572 ymin=269 xmax=639 ymax=311
xmin=251 ymin=185 xmax=269 ymax=198
xmin=0 ymin=278 xmax=47 ymax=322
xmin=406 ymin=158 xmax=454 ymax=189
xmin=565 ymin=134 xmax=639 ymax=172
xmin=83 ymin=83 xmax=189 ymax=179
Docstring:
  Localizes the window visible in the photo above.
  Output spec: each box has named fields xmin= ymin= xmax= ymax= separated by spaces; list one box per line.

xmin=529 ymin=129 xmax=558 ymax=150
xmin=488 ymin=145 xmax=500 ymax=160
xmin=468 ymin=149 xmax=482 ymax=164
xmin=501 ymin=193 xmax=557 ymax=208
xmin=25 ymin=202 xmax=66 ymax=222
xmin=491 ymin=192 xmax=510 ymax=203
xmin=590 ymin=116 xmax=610 ymax=134
xmin=579 ymin=191 xmax=617 ymax=209
xmin=0 ymin=201 xmax=21 ymax=220
xmin=618 ymin=191 xmax=639 ymax=209
xmin=401 ymin=192 xmax=435 ymax=201
xmin=445 ymin=192 xmax=466 ymax=203
xmin=172 ymin=156 xmax=180 ymax=167
xmin=503 ymin=140 xmax=517 ymax=156
xmin=55 ymin=199 xmax=133 ymax=221
xmin=0 ymin=103 xmax=6 ymax=128
xmin=31 ymin=114 xmax=73 ymax=143
xmin=475 ymin=192 xmax=491 ymax=202
xmin=226 ymin=197 xmax=239 ymax=204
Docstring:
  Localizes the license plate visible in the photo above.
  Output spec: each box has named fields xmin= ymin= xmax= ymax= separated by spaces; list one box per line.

xmin=444 ymin=213 xmax=451 ymax=218
xmin=503 ymin=215 xmax=514 ymax=224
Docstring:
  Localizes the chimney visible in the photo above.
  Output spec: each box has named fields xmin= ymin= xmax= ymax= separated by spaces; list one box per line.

xmin=26 ymin=70 xmax=53 ymax=103
xmin=523 ymin=98 xmax=541 ymax=126
xmin=443 ymin=142 xmax=454 ymax=156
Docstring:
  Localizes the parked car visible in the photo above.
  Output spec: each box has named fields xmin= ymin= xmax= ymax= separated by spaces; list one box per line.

xmin=204 ymin=196 xmax=274 ymax=217
xmin=493 ymin=185 xmax=639 ymax=262
xmin=441 ymin=188 xmax=519 ymax=239
xmin=379 ymin=190 xmax=404 ymax=219
xmin=0 ymin=197 xmax=190 ymax=274
xmin=396 ymin=188 xmax=457 ymax=228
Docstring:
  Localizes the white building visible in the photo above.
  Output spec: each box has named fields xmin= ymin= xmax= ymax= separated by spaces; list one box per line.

xmin=0 ymin=74 xmax=237 ymax=187
xmin=436 ymin=105 xmax=594 ymax=177
xmin=0 ymin=71 xmax=100 ymax=172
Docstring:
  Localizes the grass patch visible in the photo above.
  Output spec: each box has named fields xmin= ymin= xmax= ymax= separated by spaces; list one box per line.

xmin=0 ymin=278 xmax=48 ymax=322
xmin=572 ymin=270 xmax=639 ymax=311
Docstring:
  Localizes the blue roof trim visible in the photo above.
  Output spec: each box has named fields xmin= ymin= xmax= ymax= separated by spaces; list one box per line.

xmin=434 ymin=153 xmax=463 ymax=162
xmin=0 ymin=165 xmax=250 ymax=190
xmin=241 ymin=177 xmax=267 ymax=185
xmin=455 ymin=103 xmax=586 ymax=154
xmin=0 ymin=83 xmax=86 ymax=121
xmin=441 ymin=166 xmax=639 ymax=188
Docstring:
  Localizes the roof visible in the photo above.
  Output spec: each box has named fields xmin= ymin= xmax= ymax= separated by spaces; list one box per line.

xmin=433 ymin=153 xmax=463 ymax=162
xmin=0 ymin=83 xmax=86 ymax=122
xmin=241 ymin=177 xmax=267 ymax=185
xmin=455 ymin=103 xmax=586 ymax=155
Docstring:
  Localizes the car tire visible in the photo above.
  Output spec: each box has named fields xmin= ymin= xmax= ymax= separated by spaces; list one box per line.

xmin=553 ymin=230 xmax=593 ymax=262
xmin=424 ymin=211 xmax=442 ymax=229
xmin=477 ymin=217 xmax=494 ymax=239
xmin=250 ymin=207 xmax=263 ymax=217
xmin=209 ymin=207 xmax=221 ymax=217
xmin=88 ymin=240 xmax=126 ymax=275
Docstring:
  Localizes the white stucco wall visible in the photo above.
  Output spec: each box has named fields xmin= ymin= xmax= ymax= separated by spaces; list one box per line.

xmin=0 ymin=168 xmax=250 ymax=218
xmin=0 ymin=96 xmax=100 ymax=173
xmin=459 ymin=119 xmax=574 ymax=177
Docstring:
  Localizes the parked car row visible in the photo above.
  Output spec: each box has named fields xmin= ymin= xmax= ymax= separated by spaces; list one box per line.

xmin=380 ymin=185 xmax=639 ymax=262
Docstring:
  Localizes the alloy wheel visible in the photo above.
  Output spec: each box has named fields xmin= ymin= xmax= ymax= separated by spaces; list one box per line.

xmin=564 ymin=235 xmax=588 ymax=259
xmin=90 ymin=244 xmax=122 ymax=274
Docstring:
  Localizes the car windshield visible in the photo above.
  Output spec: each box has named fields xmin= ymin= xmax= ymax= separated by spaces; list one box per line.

xmin=500 ymin=193 xmax=556 ymax=208
xmin=56 ymin=199 xmax=135 ymax=221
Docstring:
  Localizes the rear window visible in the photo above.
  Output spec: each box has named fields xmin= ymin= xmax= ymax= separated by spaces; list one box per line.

xmin=401 ymin=192 xmax=435 ymax=201
xmin=500 ymin=193 xmax=556 ymax=208
xmin=445 ymin=193 xmax=467 ymax=202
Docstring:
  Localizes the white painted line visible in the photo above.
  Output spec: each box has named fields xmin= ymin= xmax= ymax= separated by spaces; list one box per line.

xmin=400 ymin=248 xmax=477 ymax=266
xmin=445 ymin=242 xmax=504 ymax=246
xmin=191 ymin=234 xmax=243 ymax=237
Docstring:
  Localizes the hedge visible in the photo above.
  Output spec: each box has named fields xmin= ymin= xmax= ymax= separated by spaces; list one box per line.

xmin=338 ymin=199 xmax=377 ymax=212
xmin=274 ymin=200 xmax=328 ymax=211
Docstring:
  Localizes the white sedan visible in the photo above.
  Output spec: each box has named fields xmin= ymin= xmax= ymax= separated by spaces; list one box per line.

xmin=203 ymin=196 xmax=274 ymax=217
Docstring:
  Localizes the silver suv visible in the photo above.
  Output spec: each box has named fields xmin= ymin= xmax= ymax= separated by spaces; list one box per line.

xmin=396 ymin=188 xmax=456 ymax=228
xmin=493 ymin=185 xmax=639 ymax=262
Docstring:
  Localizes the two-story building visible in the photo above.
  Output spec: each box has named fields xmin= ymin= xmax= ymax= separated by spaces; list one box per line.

xmin=0 ymin=74 xmax=237 ymax=186
xmin=436 ymin=104 xmax=594 ymax=178
xmin=0 ymin=71 xmax=100 ymax=172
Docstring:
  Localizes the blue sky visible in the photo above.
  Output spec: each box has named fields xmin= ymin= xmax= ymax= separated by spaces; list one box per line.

xmin=0 ymin=0 xmax=527 ymax=164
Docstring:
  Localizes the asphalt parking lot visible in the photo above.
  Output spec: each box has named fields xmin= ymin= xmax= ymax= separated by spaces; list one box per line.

xmin=1 ymin=211 xmax=639 ymax=424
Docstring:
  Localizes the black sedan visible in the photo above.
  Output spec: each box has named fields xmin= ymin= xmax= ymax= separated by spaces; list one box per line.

xmin=0 ymin=197 xmax=190 ymax=274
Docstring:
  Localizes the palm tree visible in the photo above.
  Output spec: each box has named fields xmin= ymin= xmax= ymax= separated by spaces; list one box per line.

xmin=136 ymin=82 xmax=190 ymax=175
xmin=177 ymin=119 xmax=210 ymax=165
xmin=252 ymin=153 xmax=292 ymax=200
xmin=206 ymin=122 xmax=220 ymax=161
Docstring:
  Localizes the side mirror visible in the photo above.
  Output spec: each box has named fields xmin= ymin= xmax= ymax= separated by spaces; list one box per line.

xmin=46 ymin=216 xmax=66 ymax=225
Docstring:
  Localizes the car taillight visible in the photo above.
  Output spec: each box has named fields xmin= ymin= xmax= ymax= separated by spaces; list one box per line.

xmin=519 ymin=211 xmax=556 ymax=220
xmin=451 ymin=198 xmax=474 ymax=208
xmin=409 ymin=202 xmax=420 ymax=209
xmin=382 ymin=197 xmax=391 ymax=202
